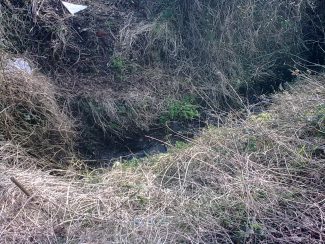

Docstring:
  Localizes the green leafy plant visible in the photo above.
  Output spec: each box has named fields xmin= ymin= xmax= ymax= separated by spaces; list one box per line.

xmin=250 ymin=222 xmax=264 ymax=236
xmin=160 ymin=98 xmax=199 ymax=123
xmin=136 ymin=195 xmax=149 ymax=205
xmin=122 ymin=158 xmax=141 ymax=168
xmin=159 ymin=8 xmax=175 ymax=22
xmin=111 ymin=57 xmax=125 ymax=74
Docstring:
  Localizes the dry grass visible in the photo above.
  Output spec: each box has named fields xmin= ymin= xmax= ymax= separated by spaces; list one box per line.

xmin=75 ymin=67 xmax=187 ymax=136
xmin=0 ymin=74 xmax=324 ymax=243
xmin=126 ymin=0 xmax=316 ymax=103
xmin=0 ymin=0 xmax=192 ymax=136
xmin=1 ymin=1 xmax=324 ymax=242
xmin=0 ymin=53 xmax=74 ymax=165
xmin=0 ymin=0 xmax=142 ymax=73
xmin=2 ymin=0 xmax=323 ymax=139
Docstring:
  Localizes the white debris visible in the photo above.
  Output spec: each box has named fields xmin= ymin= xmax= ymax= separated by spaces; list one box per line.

xmin=7 ymin=58 xmax=33 ymax=74
xmin=61 ymin=1 xmax=87 ymax=16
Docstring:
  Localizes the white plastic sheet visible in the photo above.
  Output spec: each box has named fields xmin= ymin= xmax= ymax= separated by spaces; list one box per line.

xmin=61 ymin=1 xmax=87 ymax=16
xmin=7 ymin=58 xmax=32 ymax=74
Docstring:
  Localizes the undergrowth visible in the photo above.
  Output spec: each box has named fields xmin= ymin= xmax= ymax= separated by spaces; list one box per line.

xmin=0 ymin=74 xmax=324 ymax=243
xmin=0 ymin=53 xmax=74 ymax=165
xmin=0 ymin=1 xmax=325 ymax=243
xmin=0 ymin=0 xmax=324 ymax=139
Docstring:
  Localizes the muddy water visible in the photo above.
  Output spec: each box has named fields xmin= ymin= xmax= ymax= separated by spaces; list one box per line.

xmin=82 ymin=120 xmax=207 ymax=168
xmin=80 ymin=93 xmax=274 ymax=168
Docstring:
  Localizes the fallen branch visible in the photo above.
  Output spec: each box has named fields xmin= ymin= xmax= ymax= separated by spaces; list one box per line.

xmin=10 ymin=177 xmax=31 ymax=197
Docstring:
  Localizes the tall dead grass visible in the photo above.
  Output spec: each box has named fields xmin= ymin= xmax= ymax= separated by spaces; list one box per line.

xmin=121 ymin=0 xmax=318 ymax=105
xmin=0 ymin=53 xmax=74 ymax=165
xmin=2 ymin=0 xmax=324 ymax=138
xmin=0 ymin=74 xmax=324 ymax=243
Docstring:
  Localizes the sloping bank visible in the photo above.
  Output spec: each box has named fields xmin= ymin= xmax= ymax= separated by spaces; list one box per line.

xmin=0 ymin=73 xmax=324 ymax=243
xmin=1 ymin=0 xmax=324 ymax=157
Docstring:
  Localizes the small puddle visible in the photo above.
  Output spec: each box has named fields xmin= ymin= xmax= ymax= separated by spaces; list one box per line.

xmin=79 ymin=119 xmax=207 ymax=168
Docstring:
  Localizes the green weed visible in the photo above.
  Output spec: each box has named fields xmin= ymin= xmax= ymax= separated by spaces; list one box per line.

xmin=174 ymin=141 xmax=189 ymax=150
xmin=245 ymin=137 xmax=258 ymax=152
xmin=250 ymin=222 xmax=264 ymax=236
xmin=254 ymin=190 xmax=267 ymax=200
xmin=160 ymin=98 xmax=199 ymax=123
xmin=136 ymin=195 xmax=149 ymax=205
xmin=250 ymin=112 xmax=272 ymax=123
xmin=159 ymin=8 xmax=175 ymax=22
xmin=111 ymin=57 xmax=125 ymax=74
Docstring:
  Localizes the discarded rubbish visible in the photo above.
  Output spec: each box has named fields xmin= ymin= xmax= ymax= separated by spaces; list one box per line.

xmin=61 ymin=1 xmax=87 ymax=16
xmin=7 ymin=58 xmax=33 ymax=74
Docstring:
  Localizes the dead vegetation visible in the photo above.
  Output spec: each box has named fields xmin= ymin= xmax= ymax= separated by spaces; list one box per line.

xmin=0 ymin=74 xmax=324 ymax=243
xmin=0 ymin=1 xmax=325 ymax=243
xmin=1 ymin=0 xmax=324 ymax=140
xmin=0 ymin=53 xmax=74 ymax=165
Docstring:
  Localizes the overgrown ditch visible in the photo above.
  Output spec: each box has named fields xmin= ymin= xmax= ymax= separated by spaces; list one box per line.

xmin=75 ymin=94 xmax=273 ymax=167
xmin=76 ymin=67 xmax=323 ymax=167
xmin=1 ymin=0 xmax=325 ymax=168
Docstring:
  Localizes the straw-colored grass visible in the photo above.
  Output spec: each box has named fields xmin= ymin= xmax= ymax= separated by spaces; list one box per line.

xmin=1 ymin=74 xmax=324 ymax=243
xmin=1 ymin=0 xmax=321 ymax=138
xmin=0 ymin=53 xmax=74 ymax=165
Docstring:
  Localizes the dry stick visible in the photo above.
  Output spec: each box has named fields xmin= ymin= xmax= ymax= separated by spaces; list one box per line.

xmin=10 ymin=177 xmax=31 ymax=197
xmin=10 ymin=177 xmax=54 ymax=220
